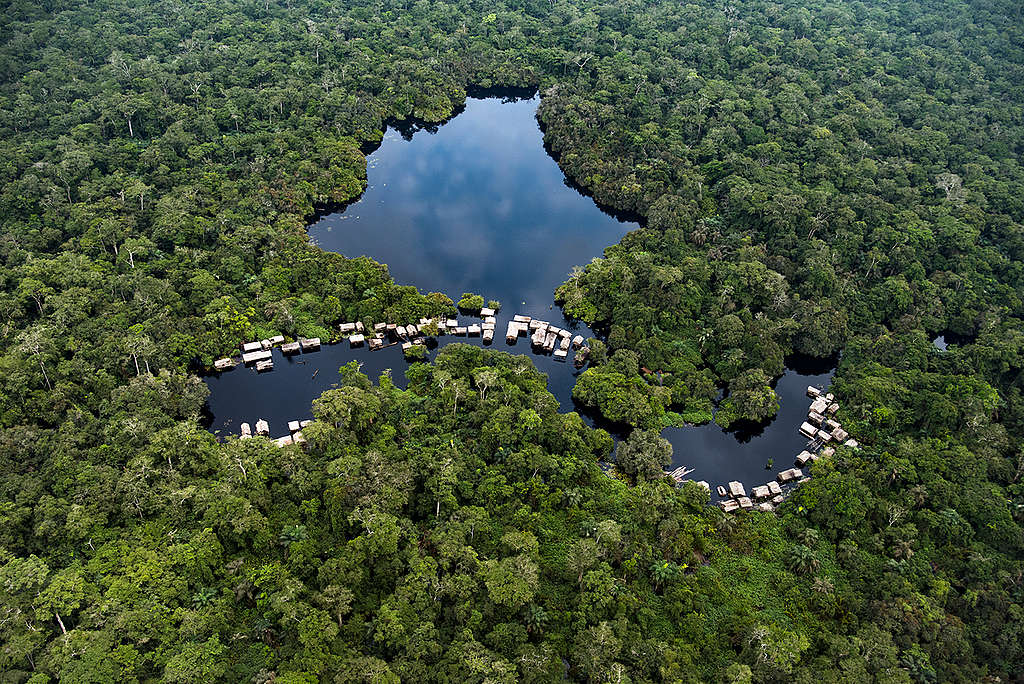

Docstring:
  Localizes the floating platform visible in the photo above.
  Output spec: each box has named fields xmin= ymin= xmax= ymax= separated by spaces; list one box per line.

xmin=777 ymin=468 xmax=803 ymax=483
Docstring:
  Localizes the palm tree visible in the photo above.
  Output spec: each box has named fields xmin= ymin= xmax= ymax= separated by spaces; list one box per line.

xmin=811 ymin=577 xmax=834 ymax=595
xmin=836 ymin=541 xmax=857 ymax=566
xmin=524 ymin=604 xmax=549 ymax=635
xmin=797 ymin=528 xmax=820 ymax=547
xmin=786 ymin=544 xmax=820 ymax=575
xmin=650 ymin=561 xmax=680 ymax=591
xmin=712 ymin=510 xmax=737 ymax=537
xmin=192 ymin=587 xmax=217 ymax=608
xmin=278 ymin=524 xmax=308 ymax=558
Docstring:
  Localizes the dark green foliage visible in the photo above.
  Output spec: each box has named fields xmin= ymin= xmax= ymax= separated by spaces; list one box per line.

xmin=0 ymin=0 xmax=1023 ymax=681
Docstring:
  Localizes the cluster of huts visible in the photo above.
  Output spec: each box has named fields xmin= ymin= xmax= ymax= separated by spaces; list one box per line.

xmin=334 ymin=309 xmax=592 ymax=364
xmin=717 ymin=479 xmax=787 ymax=513
xmin=212 ymin=305 xmax=596 ymax=382
xmin=710 ymin=384 xmax=860 ymax=514
xmin=239 ymin=418 xmax=311 ymax=447
xmin=214 ymin=336 xmax=321 ymax=373
xmin=212 ymin=306 xmax=600 ymax=449
xmin=339 ymin=307 xmax=500 ymax=352
xmin=506 ymin=316 xmax=590 ymax=364
xmin=799 ymin=386 xmax=858 ymax=449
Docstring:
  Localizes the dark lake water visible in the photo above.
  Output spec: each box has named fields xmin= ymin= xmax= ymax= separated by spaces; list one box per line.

xmin=310 ymin=95 xmax=632 ymax=324
xmin=204 ymin=95 xmax=836 ymax=492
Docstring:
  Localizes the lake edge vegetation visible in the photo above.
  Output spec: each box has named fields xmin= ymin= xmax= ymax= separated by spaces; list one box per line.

xmin=1 ymin=0 xmax=1023 ymax=681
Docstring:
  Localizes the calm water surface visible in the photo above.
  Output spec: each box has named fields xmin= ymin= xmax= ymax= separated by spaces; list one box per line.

xmin=310 ymin=96 xmax=632 ymax=324
xmin=204 ymin=95 xmax=835 ymax=491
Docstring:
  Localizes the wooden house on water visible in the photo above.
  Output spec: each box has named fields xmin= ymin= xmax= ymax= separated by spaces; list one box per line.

xmin=242 ymin=349 xmax=272 ymax=365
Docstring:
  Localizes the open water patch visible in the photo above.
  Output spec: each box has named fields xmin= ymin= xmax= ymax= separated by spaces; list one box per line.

xmin=204 ymin=94 xmax=838 ymax=493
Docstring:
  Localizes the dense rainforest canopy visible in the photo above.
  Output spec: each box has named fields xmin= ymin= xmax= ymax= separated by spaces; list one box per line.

xmin=1 ymin=0 xmax=1023 ymax=681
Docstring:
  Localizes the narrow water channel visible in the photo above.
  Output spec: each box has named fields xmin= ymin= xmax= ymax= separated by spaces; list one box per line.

xmin=203 ymin=94 xmax=836 ymax=492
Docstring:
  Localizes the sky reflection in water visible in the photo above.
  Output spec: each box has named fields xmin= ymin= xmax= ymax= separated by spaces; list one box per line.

xmin=205 ymin=96 xmax=835 ymax=490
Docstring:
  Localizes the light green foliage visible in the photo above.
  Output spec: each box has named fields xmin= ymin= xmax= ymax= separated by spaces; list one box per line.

xmin=457 ymin=292 xmax=485 ymax=312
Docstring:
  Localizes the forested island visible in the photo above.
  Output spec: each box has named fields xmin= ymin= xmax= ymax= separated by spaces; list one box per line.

xmin=1 ymin=0 xmax=1023 ymax=681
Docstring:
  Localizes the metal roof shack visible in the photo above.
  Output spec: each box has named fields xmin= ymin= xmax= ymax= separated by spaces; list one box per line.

xmin=242 ymin=349 xmax=272 ymax=364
